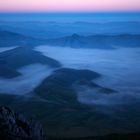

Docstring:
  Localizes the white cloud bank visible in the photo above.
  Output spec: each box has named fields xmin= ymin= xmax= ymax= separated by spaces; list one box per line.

xmin=36 ymin=45 xmax=140 ymax=105
xmin=0 ymin=64 xmax=53 ymax=95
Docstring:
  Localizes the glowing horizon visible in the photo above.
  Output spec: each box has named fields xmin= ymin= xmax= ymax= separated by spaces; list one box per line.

xmin=0 ymin=0 xmax=140 ymax=12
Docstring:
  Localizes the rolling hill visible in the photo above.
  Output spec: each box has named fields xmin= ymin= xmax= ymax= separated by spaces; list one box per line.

xmin=0 ymin=47 xmax=61 ymax=78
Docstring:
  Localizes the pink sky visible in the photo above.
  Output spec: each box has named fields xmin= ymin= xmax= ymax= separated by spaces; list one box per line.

xmin=0 ymin=0 xmax=140 ymax=12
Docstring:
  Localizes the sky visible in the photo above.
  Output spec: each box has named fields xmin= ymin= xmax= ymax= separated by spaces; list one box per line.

xmin=0 ymin=0 xmax=140 ymax=12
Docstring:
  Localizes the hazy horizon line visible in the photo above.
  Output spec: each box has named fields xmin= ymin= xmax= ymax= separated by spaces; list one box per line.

xmin=0 ymin=11 xmax=140 ymax=14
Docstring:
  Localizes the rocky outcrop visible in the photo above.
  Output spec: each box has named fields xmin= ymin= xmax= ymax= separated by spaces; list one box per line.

xmin=0 ymin=106 xmax=45 ymax=140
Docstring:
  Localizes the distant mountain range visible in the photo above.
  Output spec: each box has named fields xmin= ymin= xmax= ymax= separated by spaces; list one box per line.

xmin=0 ymin=30 xmax=140 ymax=49
xmin=0 ymin=21 xmax=140 ymax=38
xmin=0 ymin=29 xmax=140 ymax=78
xmin=46 ymin=33 xmax=140 ymax=49
xmin=0 ymin=30 xmax=44 ymax=48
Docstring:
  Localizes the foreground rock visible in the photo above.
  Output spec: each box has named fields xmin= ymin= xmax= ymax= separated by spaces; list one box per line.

xmin=0 ymin=106 xmax=45 ymax=140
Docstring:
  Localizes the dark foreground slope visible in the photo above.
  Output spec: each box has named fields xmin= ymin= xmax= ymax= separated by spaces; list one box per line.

xmin=0 ymin=105 xmax=140 ymax=140
xmin=0 ymin=47 xmax=61 ymax=78
xmin=48 ymin=133 xmax=140 ymax=140
xmin=0 ymin=106 xmax=45 ymax=140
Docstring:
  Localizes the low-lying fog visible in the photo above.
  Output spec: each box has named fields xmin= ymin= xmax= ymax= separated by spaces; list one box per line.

xmin=0 ymin=46 xmax=18 ymax=53
xmin=0 ymin=64 xmax=53 ymax=95
xmin=35 ymin=45 xmax=140 ymax=106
